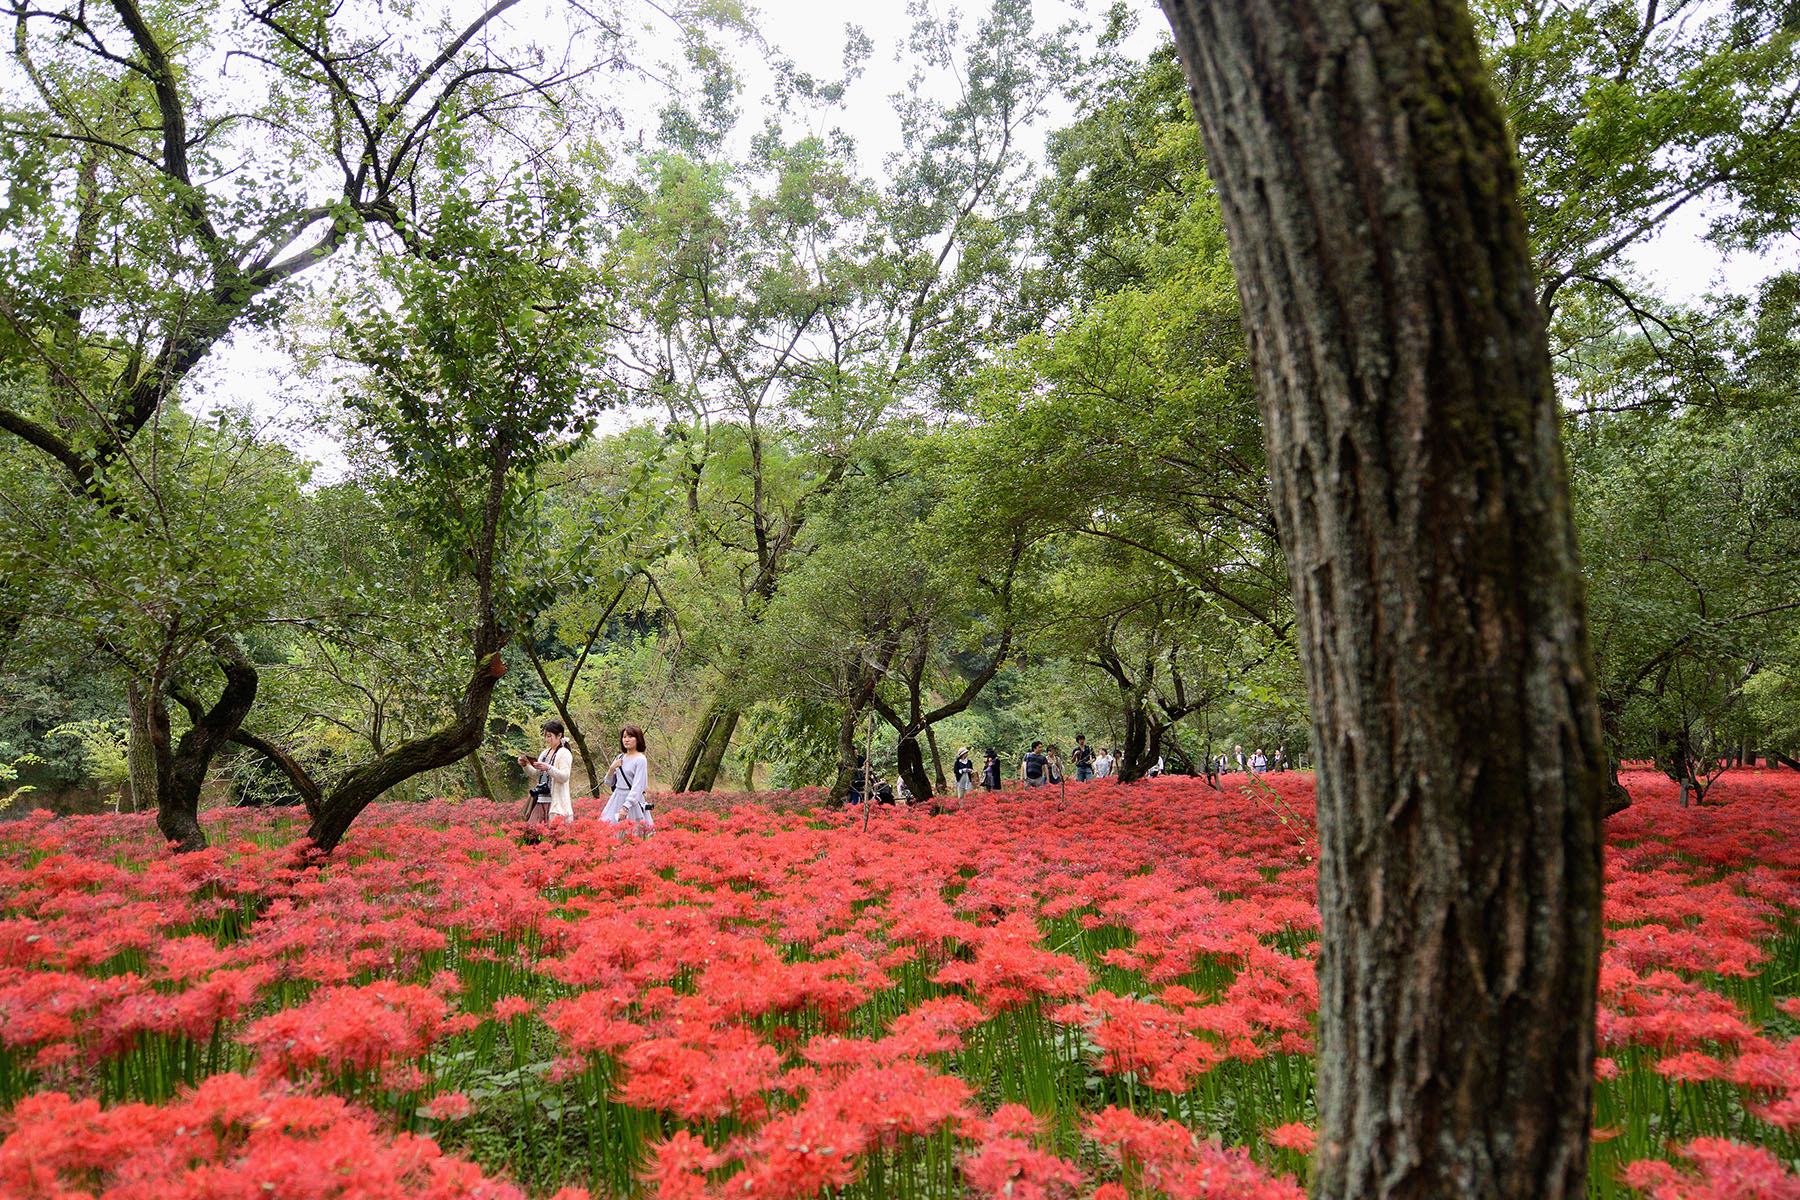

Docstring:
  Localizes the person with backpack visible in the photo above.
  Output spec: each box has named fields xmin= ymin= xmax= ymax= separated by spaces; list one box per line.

xmin=518 ymin=719 xmax=574 ymax=827
xmin=601 ymin=724 xmax=652 ymax=827
xmin=1020 ymin=741 xmax=1049 ymax=789
xmin=1071 ymin=735 xmax=1096 ymax=782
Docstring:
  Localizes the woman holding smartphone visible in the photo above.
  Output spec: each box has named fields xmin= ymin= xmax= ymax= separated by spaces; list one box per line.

xmin=602 ymin=724 xmax=653 ymax=827
xmin=518 ymin=719 xmax=574 ymax=825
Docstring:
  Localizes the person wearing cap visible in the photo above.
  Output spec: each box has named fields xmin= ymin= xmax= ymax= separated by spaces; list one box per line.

xmin=952 ymin=748 xmax=975 ymax=800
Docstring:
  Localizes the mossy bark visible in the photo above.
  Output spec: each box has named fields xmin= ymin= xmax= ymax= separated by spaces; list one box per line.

xmin=1157 ymin=2 xmax=1610 ymax=1196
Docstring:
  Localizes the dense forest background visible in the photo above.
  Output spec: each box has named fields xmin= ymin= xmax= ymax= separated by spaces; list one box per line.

xmin=4 ymin=0 xmax=1800 ymax=831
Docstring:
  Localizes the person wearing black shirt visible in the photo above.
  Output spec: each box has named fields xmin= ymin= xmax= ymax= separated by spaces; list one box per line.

xmin=847 ymin=755 xmax=868 ymax=805
xmin=1071 ymin=735 xmax=1096 ymax=782
xmin=953 ymin=748 xmax=976 ymax=799
xmin=1020 ymin=741 xmax=1049 ymax=789
xmin=981 ymin=749 xmax=1001 ymax=790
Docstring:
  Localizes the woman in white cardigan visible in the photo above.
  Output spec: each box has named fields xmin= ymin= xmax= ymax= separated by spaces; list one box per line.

xmin=602 ymin=724 xmax=653 ymax=827
xmin=519 ymin=719 xmax=575 ymax=825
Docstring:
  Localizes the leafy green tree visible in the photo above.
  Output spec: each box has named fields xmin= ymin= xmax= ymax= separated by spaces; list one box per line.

xmin=233 ymin=188 xmax=614 ymax=852
xmin=0 ymin=0 xmax=629 ymax=840
xmin=0 ymin=0 xmax=615 ymax=492
xmin=0 ymin=410 xmax=308 ymax=847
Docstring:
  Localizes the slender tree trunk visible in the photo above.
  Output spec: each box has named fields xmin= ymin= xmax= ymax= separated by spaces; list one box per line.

xmin=521 ymin=635 xmax=605 ymax=796
xmin=124 ymin=679 xmax=158 ymax=815
xmin=687 ymin=705 xmax=739 ymax=792
xmin=831 ymin=705 xmax=862 ymax=807
xmin=674 ymin=698 xmax=739 ymax=792
xmin=1158 ymin=3 xmax=1610 ymax=1197
xmin=924 ymin=724 xmax=947 ymax=790
xmin=467 ymin=749 xmax=495 ymax=800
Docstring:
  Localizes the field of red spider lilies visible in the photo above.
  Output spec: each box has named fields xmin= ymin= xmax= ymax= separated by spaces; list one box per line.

xmin=2 ymin=769 xmax=1799 ymax=1200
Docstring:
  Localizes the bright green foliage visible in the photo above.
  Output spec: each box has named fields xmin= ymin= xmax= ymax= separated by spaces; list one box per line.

xmin=334 ymin=185 xmax=615 ymax=631
xmin=1570 ymin=282 xmax=1800 ymax=789
xmin=0 ymin=408 xmax=309 ymax=694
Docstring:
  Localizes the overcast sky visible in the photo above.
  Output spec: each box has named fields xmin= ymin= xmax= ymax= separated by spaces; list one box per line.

xmin=179 ymin=0 xmax=1790 ymax=476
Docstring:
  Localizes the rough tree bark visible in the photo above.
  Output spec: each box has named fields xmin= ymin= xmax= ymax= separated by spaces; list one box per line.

xmin=123 ymin=679 xmax=158 ymax=815
xmin=1157 ymin=3 xmax=1611 ymax=1198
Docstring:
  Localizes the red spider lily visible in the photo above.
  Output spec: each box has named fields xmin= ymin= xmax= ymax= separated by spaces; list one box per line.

xmin=1618 ymin=1137 xmax=1800 ymax=1198
xmin=1083 ymin=1106 xmax=1304 ymax=1200
xmin=242 ymin=981 xmax=456 ymax=1076
xmin=2 ymin=764 xmax=1798 ymax=1198
xmin=1264 ymin=1123 xmax=1316 ymax=1153
xmin=0 ymin=1072 xmax=526 ymax=1198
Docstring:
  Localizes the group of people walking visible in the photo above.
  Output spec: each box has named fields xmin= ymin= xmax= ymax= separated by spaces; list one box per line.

xmin=516 ymin=716 xmax=1291 ymax=825
xmin=1212 ymin=744 xmax=1288 ymax=775
xmin=1018 ymin=736 xmax=1100 ymax=788
xmin=519 ymin=719 xmax=654 ymax=828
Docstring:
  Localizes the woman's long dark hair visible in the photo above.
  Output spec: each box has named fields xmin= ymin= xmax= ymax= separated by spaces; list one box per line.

xmin=620 ymin=724 xmax=647 ymax=753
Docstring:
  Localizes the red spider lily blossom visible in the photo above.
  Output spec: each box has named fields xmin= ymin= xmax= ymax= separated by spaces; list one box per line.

xmin=1264 ymin=1123 xmax=1316 ymax=1153
xmin=1618 ymin=1137 xmax=1800 ymax=1198
xmin=0 ymin=766 xmax=1797 ymax=1197
xmin=420 ymin=1091 xmax=475 ymax=1120
xmin=1655 ymin=1051 xmax=1728 ymax=1084
xmin=242 ymin=981 xmax=455 ymax=1076
xmin=1084 ymin=1106 xmax=1304 ymax=1200
xmin=960 ymin=1134 xmax=1085 ymax=1200
xmin=0 ymin=1073 xmax=526 ymax=1199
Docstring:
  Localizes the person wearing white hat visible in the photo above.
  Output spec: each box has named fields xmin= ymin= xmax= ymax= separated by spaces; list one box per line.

xmin=952 ymin=748 xmax=976 ymax=800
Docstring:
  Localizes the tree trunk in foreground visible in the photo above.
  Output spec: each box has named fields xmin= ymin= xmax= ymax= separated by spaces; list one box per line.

xmin=1157 ymin=3 xmax=1611 ymax=1198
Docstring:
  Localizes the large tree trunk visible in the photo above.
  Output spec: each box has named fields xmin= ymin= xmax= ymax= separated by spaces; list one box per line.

xmin=1158 ymin=3 xmax=1610 ymax=1198
xmin=152 ymin=643 xmax=259 ymax=852
xmin=1113 ymin=699 xmax=1157 ymax=783
xmin=896 ymin=734 xmax=932 ymax=802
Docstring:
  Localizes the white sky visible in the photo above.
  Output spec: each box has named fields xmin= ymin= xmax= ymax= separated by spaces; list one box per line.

xmin=175 ymin=0 xmax=1787 ymax=476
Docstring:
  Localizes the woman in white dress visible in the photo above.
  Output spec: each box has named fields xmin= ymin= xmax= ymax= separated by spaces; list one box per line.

xmin=519 ymin=719 xmax=574 ymax=825
xmin=602 ymin=724 xmax=653 ymax=827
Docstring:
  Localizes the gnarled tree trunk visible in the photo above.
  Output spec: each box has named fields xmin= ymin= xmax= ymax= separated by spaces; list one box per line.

xmin=154 ymin=641 xmax=259 ymax=851
xmin=1158 ymin=3 xmax=1611 ymax=1197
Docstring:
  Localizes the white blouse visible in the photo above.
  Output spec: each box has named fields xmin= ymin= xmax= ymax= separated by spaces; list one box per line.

xmin=540 ymin=745 xmax=573 ymax=817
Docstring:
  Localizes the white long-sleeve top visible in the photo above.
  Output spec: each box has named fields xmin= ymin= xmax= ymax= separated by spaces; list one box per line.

xmin=602 ymin=753 xmax=651 ymax=825
xmin=535 ymin=744 xmax=574 ymax=817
